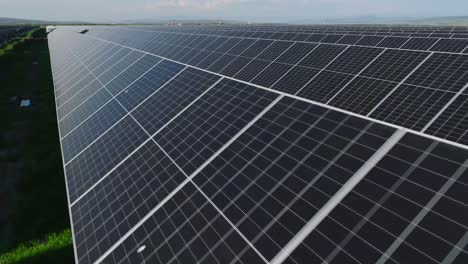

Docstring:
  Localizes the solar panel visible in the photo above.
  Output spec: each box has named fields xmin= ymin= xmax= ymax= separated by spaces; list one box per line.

xmin=47 ymin=25 xmax=468 ymax=264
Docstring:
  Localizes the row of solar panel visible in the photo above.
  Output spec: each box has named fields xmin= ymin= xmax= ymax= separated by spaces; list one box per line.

xmin=87 ymin=25 xmax=468 ymax=53
xmin=158 ymin=24 xmax=468 ymax=38
xmin=48 ymin=28 xmax=468 ymax=264
xmin=123 ymin=26 xmax=468 ymax=40
xmin=189 ymin=24 xmax=468 ymax=32
xmin=0 ymin=26 xmax=37 ymax=45
xmin=59 ymin=26 xmax=468 ymax=146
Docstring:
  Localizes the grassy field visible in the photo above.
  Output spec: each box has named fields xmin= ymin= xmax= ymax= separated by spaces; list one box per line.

xmin=0 ymin=230 xmax=72 ymax=264
xmin=0 ymin=28 xmax=74 ymax=263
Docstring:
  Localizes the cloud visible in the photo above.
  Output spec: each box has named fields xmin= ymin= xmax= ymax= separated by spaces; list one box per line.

xmin=144 ymin=0 xmax=247 ymax=11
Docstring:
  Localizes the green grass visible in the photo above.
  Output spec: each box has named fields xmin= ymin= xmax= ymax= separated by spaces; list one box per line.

xmin=0 ymin=27 xmax=73 ymax=262
xmin=0 ymin=29 xmax=36 ymax=56
xmin=0 ymin=229 xmax=74 ymax=264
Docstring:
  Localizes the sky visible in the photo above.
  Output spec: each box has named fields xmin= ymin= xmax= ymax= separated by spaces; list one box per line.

xmin=1 ymin=0 xmax=468 ymax=23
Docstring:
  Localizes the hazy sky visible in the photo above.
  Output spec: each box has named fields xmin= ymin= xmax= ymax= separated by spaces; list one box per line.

xmin=1 ymin=0 xmax=468 ymax=22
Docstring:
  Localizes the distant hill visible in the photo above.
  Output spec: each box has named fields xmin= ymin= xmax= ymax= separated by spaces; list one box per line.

xmin=407 ymin=16 xmax=468 ymax=25
xmin=289 ymin=15 xmax=468 ymax=26
xmin=0 ymin=17 xmax=90 ymax=25
xmin=0 ymin=17 xmax=49 ymax=25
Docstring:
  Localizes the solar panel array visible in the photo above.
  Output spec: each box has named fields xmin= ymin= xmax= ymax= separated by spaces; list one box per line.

xmin=0 ymin=25 xmax=37 ymax=46
xmin=47 ymin=25 xmax=468 ymax=264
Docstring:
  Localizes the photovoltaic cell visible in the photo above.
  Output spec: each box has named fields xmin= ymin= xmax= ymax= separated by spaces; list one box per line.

xmin=234 ymin=59 xmax=272 ymax=82
xmin=105 ymin=55 xmax=161 ymax=95
xmin=97 ymin=51 xmax=145 ymax=85
xmin=337 ymin=35 xmax=363 ymax=45
xmin=297 ymin=71 xmax=354 ymax=103
xmin=430 ymin=38 xmax=468 ymax=53
xmin=361 ymin=49 xmax=429 ymax=82
xmin=286 ymin=134 xmax=468 ymax=264
xmin=102 ymin=182 xmax=266 ymax=264
xmin=321 ymin=34 xmax=343 ymax=44
xmin=219 ymin=56 xmax=253 ymax=77
xmin=61 ymin=99 xmax=127 ymax=163
xmin=355 ymin=36 xmax=384 ymax=46
xmin=401 ymin=38 xmax=439 ymax=51
xmin=326 ymin=46 xmax=382 ymax=75
xmin=251 ymin=62 xmax=291 ymax=88
xmin=271 ymin=66 xmax=320 ymax=94
xmin=276 ymin=42 xmax=318 ymax=65
xmin=307 ymin=33 xmax=326 ymax=42
xmin=196 ymin=52 xmax=222 ymax=69
xmin=256 ymin=41 xmax=293 ymax=61
xmin=377 ymin=36 xmax=409 ymax=49
xmin=227 ymin=38 xmax=256 ymax=55
xmin=404 ymin=53 xmax=468 ymax=92
xmin=132 ymin=68 xmax=221 ymax=135
xmin=193 ymin=96 xmax=395 ymax=260
xmin=154 ymin=79 xmax=278 ymax=175
xmin=207 ymin=54 xmax=237 ymax=73
xmin=426 ymin=94 xmax=468 ymax=145
xmin=59 ymin=88 xmax=113 ymax=136
xmin=65 ymin=115 xmax=148 ymax=203
xmin=56 ymin=73 xmax=95 ymax=104
xmin=240 ymin=39 xmax=274 ymax=58
xmin=298 ymin=44 xmax=346 ymax=69
xmin=71 ymin=140 xmax=187 ymax=264
xmin=370 ymin=84 xmax=455 ymax=131
xmin=57 ymin=80 xmax=102 ymax=119
xmin=329 ymin=77 xmax=397 ymax=115
xmin=116 ymin=60 xmax=185 ymax=111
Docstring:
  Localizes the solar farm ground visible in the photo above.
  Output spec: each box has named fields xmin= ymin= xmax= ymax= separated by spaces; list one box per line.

xmin=0 ymin=28 xmax=73 ymax=263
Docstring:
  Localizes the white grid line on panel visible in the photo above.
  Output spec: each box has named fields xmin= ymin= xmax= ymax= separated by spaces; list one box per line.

xmin=366 ymin=52 xmax=434 ymax=116
xmin=270 ymin=129 xmax=406 ymax=264
xmin=229 ymin=39 xmax=276 ymax=75
xmin=59 ymin=57 xmax=161 ymax=139
xmin=55 ymin=69 xmax=92 ymax=100
xmin=79 ymin=33 xmax=468 ymax=151
xmin=321 ymin=140 xmax=438 ymax=263
xmin=216 ymin=38 xmax=259 ymax=73
xmin=62 ymin=52 xmax=166 ymax=166
xmin=462 ymin=45 xmax=468 ymax=53
xmin=397 ymin=37 xmax=413 ymax=49
xmin=421 ymin=81 xmax=468 ymax=132
xmin=53 ymin=41 xmax=92 ymax=84
xmin=202 ymin=36 xmax=243 ymax=68
xmin=151 ymin=138 xmax=270 ymax=264
xmin=442 ymin=231 xmax=468 ymax=264
xmin=269 ymin=43 xmax=321 ymax=88
xmin=189 ymin=113 xmax=395 ymax=263
xmin=325 ymin=48 xmax=387 ymax=104
xmin=55 ymin=40 xmax=111 ymax=93
xmin=70 ymin=74 xmax=217 ymax=207
xmin=87 ymin=46 xmax=125 ymax=72
xmin=376 ymin=159 xmax=468 ymax=264
xmin=48 ymin=52 xmax=80 ymax=264
xmin=57 ymin=52 xmax=145 ymax=122
xmin=55 ymin=45 xmax=138 ymax=106
xmin=93 ymin=95 xmax=284 ymax=264
xmin=293 ymin=45 xmax=350 ymax=96
xmin=427 ymin=38 xmax=442 ymax=50
xmin=373 ymin=36 xmax=387 ymax=47
xmin=247 ymin=40 xmax=294 ymax=82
